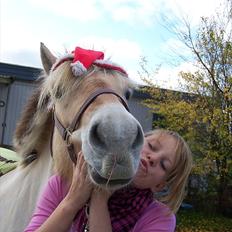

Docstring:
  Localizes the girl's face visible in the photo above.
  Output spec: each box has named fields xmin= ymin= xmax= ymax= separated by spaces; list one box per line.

xmin=133 ymin=133 xmax=177 ymax=192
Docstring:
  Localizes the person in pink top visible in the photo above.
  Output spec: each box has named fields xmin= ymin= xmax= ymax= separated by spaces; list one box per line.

xmin=25 ymin=129 xmax=193 ymax=232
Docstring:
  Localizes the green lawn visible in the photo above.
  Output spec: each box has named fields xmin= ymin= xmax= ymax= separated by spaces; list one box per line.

xmin=0 ymin=147 xmax=20 ymax=176
xmin=176 ymin=210 xmax=232 ymax=232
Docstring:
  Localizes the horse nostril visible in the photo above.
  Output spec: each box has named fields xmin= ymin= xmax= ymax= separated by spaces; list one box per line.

xmin=90 ymin=123 xmax=106 ymax=148
xmin=131 ymin=125 xmax=144 ymax=150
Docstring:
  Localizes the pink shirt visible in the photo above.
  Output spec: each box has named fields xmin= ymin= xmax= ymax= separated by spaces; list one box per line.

xmin=25 ymin=175 xmax=176 ymax=232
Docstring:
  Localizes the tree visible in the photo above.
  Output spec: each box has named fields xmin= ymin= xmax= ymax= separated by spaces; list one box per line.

xmin=140 ymin=0 xmax=232 ymax=213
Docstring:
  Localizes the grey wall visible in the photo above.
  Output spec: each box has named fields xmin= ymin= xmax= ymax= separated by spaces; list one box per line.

xmin=128 ymin=97 xmax=153 ymax=133
xmin=0 ymin=84 xmax=10 ymax=144
xmin=1 ymin=81 xmax=36 ymax=145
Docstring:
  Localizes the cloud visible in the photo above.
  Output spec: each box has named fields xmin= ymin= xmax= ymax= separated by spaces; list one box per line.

xmin=162 ymin=0 xmax=222 ymax=25
xmin=0 ymin=17 xmax=41 ymax=67
xmin=0 ymin=16 xmax=63 ymax=67
xmin=100 ymin=0 xmax=162 ymax=26
xmin=2 ymin=50 xmax=41 ymax=67
xmin=14 ymin=0 xmax=223 ymax=28
xmin=76 ymin=36 xmax=142 ymax=61
xmin=26 ymin=0 xmax=161 ymax=26
xmin=139 ymin=61 xmax=198 ymax=90
xmin=27 ymin=0 xmax=101 ymax=22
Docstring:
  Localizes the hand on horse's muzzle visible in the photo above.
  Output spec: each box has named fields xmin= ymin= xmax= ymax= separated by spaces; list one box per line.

xmin=67 ymin=151 xmax=93 ymax=207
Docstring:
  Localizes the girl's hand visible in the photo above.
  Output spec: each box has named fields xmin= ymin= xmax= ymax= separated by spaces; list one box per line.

xmin=65 ymin=151 xmax=93 ymax=208
xmin=91 ymin=188 xmax=114 ymax=205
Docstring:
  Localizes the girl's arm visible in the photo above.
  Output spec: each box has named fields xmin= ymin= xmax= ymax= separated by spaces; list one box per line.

xmin=34 ymin=195 xmax=84 ymax=232
xmin=36 ymin=152 xmax=92 ymax=232
xmin=88 ymin=189 xmax=113 ymax=232
xmin=25 ymin=152 xmax=93 ymax=232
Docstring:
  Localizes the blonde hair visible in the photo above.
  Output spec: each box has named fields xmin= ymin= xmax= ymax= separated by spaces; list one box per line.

xmin=145 ymin=129 xmax=193 ymax=213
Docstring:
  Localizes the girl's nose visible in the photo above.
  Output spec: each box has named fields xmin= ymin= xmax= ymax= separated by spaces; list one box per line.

xmin=147 ymin=155 xmax=157 ymax=167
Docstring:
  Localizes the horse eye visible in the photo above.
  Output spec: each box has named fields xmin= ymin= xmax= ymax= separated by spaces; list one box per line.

xmin=124 ymin=89 xmax=132 ymax=100
xmin=54 ymin=86 xmax=63 ymax=99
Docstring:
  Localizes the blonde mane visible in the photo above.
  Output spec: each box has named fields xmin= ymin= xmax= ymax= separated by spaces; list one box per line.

xmin=13 ymin=75 xmax=52 ymax=165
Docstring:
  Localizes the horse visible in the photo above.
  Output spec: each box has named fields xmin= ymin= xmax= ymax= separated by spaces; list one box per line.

xmin=0 ymin=43 xmax=144 ymax=232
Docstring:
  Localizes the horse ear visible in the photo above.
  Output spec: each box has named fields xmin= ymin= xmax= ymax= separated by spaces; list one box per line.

xmin=40 ymin=42 xmax=57 ymax=75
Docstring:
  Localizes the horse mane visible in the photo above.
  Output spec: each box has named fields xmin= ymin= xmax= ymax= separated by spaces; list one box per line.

xmin=13 ymin=73 xmax=53 ymax=166
xmin=13 ymin=61 xmax=74 ymax=165
xmin=38 ymin=59 xmax=131 ymax=105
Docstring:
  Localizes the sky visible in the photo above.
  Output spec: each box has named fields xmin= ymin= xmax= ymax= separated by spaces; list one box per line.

xmin=0 ymin=0 xmax=224 ymax=89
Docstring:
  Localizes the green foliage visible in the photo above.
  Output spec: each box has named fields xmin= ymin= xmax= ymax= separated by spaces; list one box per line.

xmin=140 ymin=0 xmax=232 ymax=213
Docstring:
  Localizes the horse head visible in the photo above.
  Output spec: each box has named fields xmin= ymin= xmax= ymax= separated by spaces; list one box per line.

xmin=15 ymin=44 xmax=144 ymax=189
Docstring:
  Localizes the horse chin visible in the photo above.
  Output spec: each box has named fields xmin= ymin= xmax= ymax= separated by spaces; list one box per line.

xmin=88 ymin=165 xmax=132 ymax=189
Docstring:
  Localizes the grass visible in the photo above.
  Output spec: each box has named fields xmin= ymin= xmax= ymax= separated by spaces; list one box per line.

xmin=0 ymin=147 xmax=20 ymax=175
xmin=176 ymin=209 xmax=232 ymax=232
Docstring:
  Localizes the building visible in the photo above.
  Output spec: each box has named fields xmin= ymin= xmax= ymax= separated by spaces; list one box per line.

xmin=0 ymin=62 xmax=153 ymax=147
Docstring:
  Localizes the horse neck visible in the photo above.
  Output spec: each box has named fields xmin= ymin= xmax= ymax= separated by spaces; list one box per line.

xmin=0 ymin=124 xmax=54 ymax=232
xmin=16 ymin=109 xmax=54 ymax=165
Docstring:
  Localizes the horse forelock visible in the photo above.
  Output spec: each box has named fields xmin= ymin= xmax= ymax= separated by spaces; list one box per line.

xmin=39 ymin=60 xmax=132 ymax=107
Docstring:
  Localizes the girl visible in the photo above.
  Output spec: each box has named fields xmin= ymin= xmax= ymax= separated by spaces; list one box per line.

xmin=25 ymin=129 xmax=193 ymax=232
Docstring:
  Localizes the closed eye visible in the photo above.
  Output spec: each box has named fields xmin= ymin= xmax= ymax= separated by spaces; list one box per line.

xmin=160 ymin=160 xmax=167 ymax=171
xmin=148 ymin=142 xmax=153 ymax=150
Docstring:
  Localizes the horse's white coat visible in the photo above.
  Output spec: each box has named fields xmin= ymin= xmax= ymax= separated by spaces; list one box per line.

xmin=0 ymin=143 xmax=53 ymax=232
